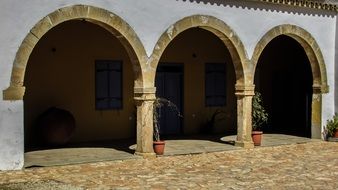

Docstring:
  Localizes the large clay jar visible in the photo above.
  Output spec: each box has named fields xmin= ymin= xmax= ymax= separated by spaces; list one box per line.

xmin=37 ymin=107 xmax=76 ymax=146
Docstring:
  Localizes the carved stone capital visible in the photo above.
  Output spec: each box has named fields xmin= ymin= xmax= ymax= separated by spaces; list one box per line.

xmin=134 ymin=87 xmax=156 ymax=94
xmin=3 ymin=86 xmax=25 ymax=100
xmin=313 ymin=84 xmax=329 ymax=94
xmin=134 ymin=87 xmax=156 ymax=104
xmin=235 ymin=84 xmax=255 ymax=97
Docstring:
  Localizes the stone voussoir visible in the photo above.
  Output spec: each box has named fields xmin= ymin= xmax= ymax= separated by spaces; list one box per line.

xmin=48 ymin=5 xmax=89 ymax=26
xmin=30 ymin=16 xmax=53 ymax=39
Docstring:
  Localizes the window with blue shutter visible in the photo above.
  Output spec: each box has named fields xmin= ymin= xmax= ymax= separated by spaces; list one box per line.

xmin=95 ymin=60 xmax=122 ymax=110
xmin=205 ymin=63 xmax=226 ymax=107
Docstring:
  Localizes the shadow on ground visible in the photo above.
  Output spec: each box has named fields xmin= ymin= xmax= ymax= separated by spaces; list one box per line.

xmin=24 ymin=134 xmax=317 ymax=168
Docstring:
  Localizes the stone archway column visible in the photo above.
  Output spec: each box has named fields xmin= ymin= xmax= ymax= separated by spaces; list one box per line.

xmin=134 ymin=87 xmax=156 ymax=158
xmin=235 ymin=85 xmax=255 ymax=148
xmin=311 ymin=85 xmax=322 ymax=139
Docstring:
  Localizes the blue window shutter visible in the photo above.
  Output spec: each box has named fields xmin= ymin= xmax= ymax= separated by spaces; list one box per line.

xmin=96 ymin=70 xmax=109 ymax=99
xmin=109 ymin=70 xmax=122 ymax=98
xmin=205 ymin=63 xmax=226 ymax=107
xmin=96 ymin=62 xmax=108 ymax=109
xmin=109 ymin=61 xmax=122 ymax=109
xmin=95 ymin=60 xmax=123 ymax=110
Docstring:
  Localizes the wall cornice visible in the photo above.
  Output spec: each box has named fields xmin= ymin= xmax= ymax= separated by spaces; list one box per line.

xmin=251 ymin=0 xmax=338 ymax=12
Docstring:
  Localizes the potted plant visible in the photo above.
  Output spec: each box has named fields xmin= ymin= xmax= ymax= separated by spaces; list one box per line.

xmin=153 ymin=97 xmax=182 ymax=155
xmin=252 ymin=92 xmax=268 ymax=146
xmin=323 ymin=113 xmax=338 ymax=140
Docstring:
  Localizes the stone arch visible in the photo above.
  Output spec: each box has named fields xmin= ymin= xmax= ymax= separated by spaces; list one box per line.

xmin=251 ymin=24 xmax=329 ymax=138
xmin=251 ymin=24 xmax=328 ymax=93
xmin=148 ymin=15 xmax=250 ymax=88
xmin=3 ymin=4 xmax=148 ymax=100
xmin=145 ymin=15 xmax=254 ymax=149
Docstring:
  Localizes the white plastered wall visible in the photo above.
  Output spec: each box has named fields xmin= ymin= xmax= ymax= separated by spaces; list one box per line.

xmin=335 ymin=17 xmax=338 ymax=115
xmin=0 ymin=0 xmax=336 ymax=170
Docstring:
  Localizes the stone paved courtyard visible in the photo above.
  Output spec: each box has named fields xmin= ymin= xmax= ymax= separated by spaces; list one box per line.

xmin=24 ymin=134 xmax=315 ymax=167
xmin=0 ymin=141 xmax=338 ymax=189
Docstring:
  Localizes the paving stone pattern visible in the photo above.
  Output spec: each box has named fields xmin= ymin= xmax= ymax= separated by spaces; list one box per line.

xmin=0 ymin=141 xmax=338 ymax=189
xmin=24 ymin=134 xmax=315 ymax=168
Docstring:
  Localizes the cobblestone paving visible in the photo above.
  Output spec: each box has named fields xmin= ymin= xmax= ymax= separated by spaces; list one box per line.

xmin=0 ymin=141 xmax=338 ymax=190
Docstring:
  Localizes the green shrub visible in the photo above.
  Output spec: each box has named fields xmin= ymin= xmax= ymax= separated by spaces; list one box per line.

xmin=252 ymin=92 xmax=268 ymax=131
xmin=324 ymin=113 xmax=338 ymax=137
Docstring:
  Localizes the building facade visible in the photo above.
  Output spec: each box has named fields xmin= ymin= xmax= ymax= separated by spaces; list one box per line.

xmin=0 ymin=0 xmax=337 ymax=170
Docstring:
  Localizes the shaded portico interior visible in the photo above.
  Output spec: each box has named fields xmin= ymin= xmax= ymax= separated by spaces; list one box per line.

xmin=254 ymin=35 xmax=313 ymax=137
xmin=24 ymin=20 xmax=136 ymax=151
xmin=155 ymin=28 xmax=237 ymax=138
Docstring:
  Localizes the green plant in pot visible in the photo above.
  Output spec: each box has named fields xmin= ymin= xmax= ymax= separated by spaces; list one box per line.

xmin=252 ymin=92 xmax=268 ymax=146
xmin=323 ymin=113 xmax=338 ymax=140
xmin=153 ymin=97 xmax=182 ymax=155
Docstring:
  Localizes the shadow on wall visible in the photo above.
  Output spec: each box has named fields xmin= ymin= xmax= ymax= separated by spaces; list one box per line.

xmin=177 ymin=0 xmax=336 ymax=17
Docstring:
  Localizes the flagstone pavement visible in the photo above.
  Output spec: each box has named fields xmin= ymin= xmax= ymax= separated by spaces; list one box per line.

xmin=0 ymin=141 xmax=338 ymax=190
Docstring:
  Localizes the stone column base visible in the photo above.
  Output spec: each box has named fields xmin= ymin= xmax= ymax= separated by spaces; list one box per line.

xmin=135 ymin=152 xmax=156 ymax=158
xmin=235 ymin=141 xmax=254 ymax=148
xmin=327 ymin=137 xmax=338 ymax=142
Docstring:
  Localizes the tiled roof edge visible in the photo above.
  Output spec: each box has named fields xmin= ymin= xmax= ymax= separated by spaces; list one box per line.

xmin=252 ymin=0 xmax=338 ymax=12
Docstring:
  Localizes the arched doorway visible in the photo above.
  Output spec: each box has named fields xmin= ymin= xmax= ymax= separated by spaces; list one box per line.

xmin=252 ymin=25 xmax=329 ymax=139
xmin=148 ymin=15 xmax=253 ymax=150
xmin=155 ymin=28 xmax=237 ymax=137
xmin=2 ymin=5 xmax=149 ymax=166
xmin=254 ymin=35 xmax=313 ymax=137
xmin=24 ymin=20 xmax=136 ymax=150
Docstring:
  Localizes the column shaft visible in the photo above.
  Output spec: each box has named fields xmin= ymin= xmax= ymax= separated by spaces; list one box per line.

xmin=134 ymin=87 xmax=156 ymax=157
xmin=235 ymin=85 xmax=255 ymax=148
xmin=311 ymin=91 xmax=322 ymax=139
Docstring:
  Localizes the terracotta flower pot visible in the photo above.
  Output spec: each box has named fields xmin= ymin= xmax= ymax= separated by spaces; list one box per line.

xmin=252 ymin=131 xmax=263 ymax=146
xmin=153 ymin=141 xmax=165 ymax=155
xmin=334 ymin=130 xmax=338 ymax=138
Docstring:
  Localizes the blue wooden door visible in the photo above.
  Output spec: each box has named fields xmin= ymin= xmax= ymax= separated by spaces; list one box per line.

xmin=155 ymin=64 xmax=183 ymax=135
